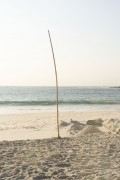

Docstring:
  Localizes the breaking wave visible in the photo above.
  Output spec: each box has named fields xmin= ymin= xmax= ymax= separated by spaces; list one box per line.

xmin=0 ymin=100 xmax=120 ymax=106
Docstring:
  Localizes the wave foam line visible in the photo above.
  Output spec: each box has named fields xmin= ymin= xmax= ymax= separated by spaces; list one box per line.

xmin=0 ymin=100 xmax=120 ymax=106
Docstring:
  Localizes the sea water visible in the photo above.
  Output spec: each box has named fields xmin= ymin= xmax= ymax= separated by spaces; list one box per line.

xmin=0 ymin=86 xmax=120 ymax=114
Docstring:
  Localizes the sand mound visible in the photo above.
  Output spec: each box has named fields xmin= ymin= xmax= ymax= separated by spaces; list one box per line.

xmin=103 ymin=118 xmax=120 ymax=134
xmin=60 ymin=121 xmax=70 ymax=127
xmin=60 ymin=119 xmax=85 ymax=135
xmin=68 ymin=120 xmax=85 ymax=132
xmin=86 ymin=118 xmax=103 ymax=126
xmin=75 ymin=125 xmax=103 ymax=137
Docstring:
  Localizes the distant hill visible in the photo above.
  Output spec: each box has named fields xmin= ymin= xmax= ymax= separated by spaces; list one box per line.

xmin=110 ymin=86 xmax=120 ymax=88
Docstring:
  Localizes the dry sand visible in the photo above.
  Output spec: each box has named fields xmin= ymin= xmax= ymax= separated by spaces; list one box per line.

xmin=0 ymin=134 xmax=120 ymax=179
xmin=0 ymin=111 xmax=120 ymax=179
xmin=0 ymin=111 xmax=120 ymax=141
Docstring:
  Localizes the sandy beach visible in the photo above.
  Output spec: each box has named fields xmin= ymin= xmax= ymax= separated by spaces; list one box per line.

xmin=1 ymin=0 xmax=120 ymax=178
xmin=0 ymin=134 xmax=120 ymax=180
xmin=0 ymin=111 xmax=120 ymax=179
xmin=0 ymin=111 xmax=120 ymax=141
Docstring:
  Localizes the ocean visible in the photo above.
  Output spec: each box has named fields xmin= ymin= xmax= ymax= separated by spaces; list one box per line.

xmin=0 ymin=86 xmax=120 ymax=114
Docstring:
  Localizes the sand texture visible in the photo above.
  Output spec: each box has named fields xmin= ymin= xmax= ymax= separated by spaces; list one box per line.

xmin=0 ymin=111 xmax=120 ymax=141
xmin=0 ymin=134 xmax=120 ymax=180
xmin=0 ymin=111 xmax=120 ymax=179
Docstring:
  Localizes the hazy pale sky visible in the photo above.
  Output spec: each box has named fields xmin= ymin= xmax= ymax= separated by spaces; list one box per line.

xmin=0 ymin=0 xmax=120 ymax=86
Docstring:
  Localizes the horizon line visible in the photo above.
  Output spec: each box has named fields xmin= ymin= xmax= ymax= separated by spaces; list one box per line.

xmin=0 ymin=85 xmax=117 ymax=87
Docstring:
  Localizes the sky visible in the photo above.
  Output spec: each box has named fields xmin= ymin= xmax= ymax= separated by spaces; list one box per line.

xmin=0 ymin=0 xmax=120 ymax=86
